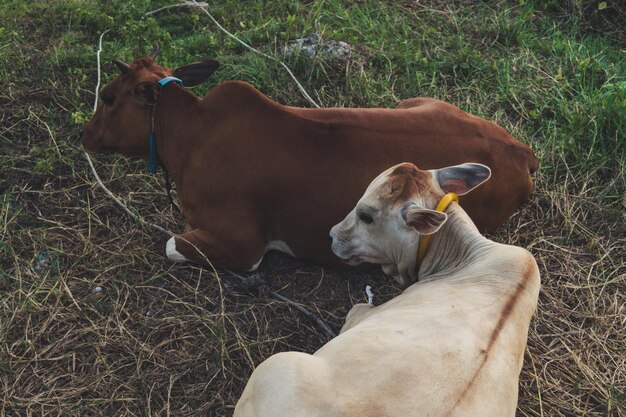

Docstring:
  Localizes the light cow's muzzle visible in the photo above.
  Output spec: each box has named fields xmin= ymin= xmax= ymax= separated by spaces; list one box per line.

xmin=329 ymin=224 xmax=362 ymax=265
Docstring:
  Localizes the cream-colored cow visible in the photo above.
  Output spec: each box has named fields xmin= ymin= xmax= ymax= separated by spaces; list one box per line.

xmin=234 ymin=162 xmax=540 ymax=417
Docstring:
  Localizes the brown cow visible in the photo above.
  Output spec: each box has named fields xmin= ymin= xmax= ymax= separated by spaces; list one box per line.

xmin=81 ymin=52 xmax=537 ymax=270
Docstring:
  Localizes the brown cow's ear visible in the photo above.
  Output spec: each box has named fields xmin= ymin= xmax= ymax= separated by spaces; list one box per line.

xmin=133 ymin=81 xmax=160 ymax=105
xmin=173 ymin=60 xmax=220 ymax=87
xmin=402 ymin=204 xmax=448 ymax=235
xmin=434 ymin=163 xmax=491 ymax=195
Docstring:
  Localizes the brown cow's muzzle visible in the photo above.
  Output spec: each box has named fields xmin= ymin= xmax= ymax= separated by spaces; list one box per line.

xmin=81 ymin=130 xmax=103 ymax=154
xmin=78 ymin=129 xmax=95 ymax=153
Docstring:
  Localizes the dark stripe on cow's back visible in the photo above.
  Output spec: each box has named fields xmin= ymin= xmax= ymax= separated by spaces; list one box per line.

xmin=444 ymin=254 xmax=537 ymax=416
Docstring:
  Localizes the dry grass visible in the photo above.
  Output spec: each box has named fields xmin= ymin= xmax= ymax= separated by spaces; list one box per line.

xmin=1 ymin=153 xmax=400 ymax=416
xmin=1 ymin=135 xmax=624 ymax=417
xmin=494 ymin=172 xmax=625 ymax=416
xmin=1 ymin=1 xmax=625 ymax=416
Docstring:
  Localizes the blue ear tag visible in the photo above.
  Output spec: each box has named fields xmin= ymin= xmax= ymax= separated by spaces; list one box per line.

xmin=158 ymin=76 xmax=184 ymax=87
xmin=148 ymin=77 xmax=184 ymax=174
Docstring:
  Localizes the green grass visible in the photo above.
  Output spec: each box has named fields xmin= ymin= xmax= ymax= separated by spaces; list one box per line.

xmin=1 ymin=1 xmax=624 ymax=416
xmin=2 ymin=0 xmax=623 ymax=197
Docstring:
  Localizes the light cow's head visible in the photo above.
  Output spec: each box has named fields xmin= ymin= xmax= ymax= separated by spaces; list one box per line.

xmin=329 ymin=162 xmax=491 ymax=286
xmin=81 ymin=47 xmax=219 ymax=158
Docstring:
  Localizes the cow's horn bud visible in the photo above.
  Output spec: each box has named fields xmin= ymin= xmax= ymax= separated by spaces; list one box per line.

xmin=149 ymin=45 xmax=159 ymax=59
xmin=112 ymin=59 xmax=130 ymax=75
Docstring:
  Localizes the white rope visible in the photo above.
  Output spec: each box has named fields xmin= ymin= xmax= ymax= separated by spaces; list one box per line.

xmin=148 ymin=0 xmax=321 ymax=108
xmin=366 ymin=285 xmax=374 ymax=305
xmin=84 ymin=30 xmax=174 ymax=237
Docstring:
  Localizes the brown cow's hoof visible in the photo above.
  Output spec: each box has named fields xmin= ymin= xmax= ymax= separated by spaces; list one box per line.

xmin=166 ymin=236 xmax=189 ymax=262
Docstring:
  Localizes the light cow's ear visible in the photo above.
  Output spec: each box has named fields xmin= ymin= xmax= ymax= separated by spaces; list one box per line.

xmin=173 ymin=60 xmax=220 ymax=87
xmin=401 ymin=204 xmax=448 ymax=235
xmin=133 ymin=81 xmax=161 ymax=105
xmin=434 ymin=163 xmax=491 ymax=195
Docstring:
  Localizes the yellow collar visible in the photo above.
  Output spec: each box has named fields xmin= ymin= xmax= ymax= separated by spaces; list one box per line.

xmin=416 ymin=192 xmax=459 ymax=266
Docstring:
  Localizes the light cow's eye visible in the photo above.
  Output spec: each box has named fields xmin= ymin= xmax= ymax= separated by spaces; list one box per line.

xmin=359 ymin=212 xmax=374 ymax=224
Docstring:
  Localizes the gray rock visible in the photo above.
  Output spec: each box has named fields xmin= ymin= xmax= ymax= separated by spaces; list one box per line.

xmin=282 ymin=33 xmax=352 ymax=59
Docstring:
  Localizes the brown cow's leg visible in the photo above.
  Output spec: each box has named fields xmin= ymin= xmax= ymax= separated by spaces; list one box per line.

xmin=166 ymin=228 xmax=266 ymax=271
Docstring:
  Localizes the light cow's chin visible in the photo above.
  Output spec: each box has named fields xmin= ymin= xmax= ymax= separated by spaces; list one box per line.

xmin=345 ymin=253 xmax=388 ymax=267
xmin=331 ymin=245 xmax=383 ymax=267
xmin=344 ymin=257 xmax=362 ymax=266
xmin=332 ymin=251 xmax=364 ymax=266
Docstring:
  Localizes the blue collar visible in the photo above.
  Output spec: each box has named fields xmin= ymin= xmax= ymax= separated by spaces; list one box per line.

xmin=150 ymin=76 xmax=184 ymax=174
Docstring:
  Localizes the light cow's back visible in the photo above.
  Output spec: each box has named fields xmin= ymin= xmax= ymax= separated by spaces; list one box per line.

xmin=235 ymin=245 xmax=540 ymax=417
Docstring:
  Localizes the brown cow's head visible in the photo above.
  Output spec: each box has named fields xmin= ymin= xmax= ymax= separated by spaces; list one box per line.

xmin=329 ymin=162 xmax=491 ymax=286
xmin=81 ymin=47 xmax=219 ymax=159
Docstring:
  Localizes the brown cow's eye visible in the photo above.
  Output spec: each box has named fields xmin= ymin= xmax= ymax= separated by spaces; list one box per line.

xmin=101 ymin=94 xmax=115 ymax=106
xmin=359 ymin=212 xmax=374 ymax=224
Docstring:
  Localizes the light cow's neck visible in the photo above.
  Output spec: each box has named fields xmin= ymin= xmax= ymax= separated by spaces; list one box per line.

xmin=418 ymin=203 xmax=494 ymax=282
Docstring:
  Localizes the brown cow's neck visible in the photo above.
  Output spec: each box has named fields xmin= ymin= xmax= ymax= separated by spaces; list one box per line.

xmin=153 ymin=86 xmax=203 ymax=183
xmin=417 ymin=204 xmax=493 ymax=281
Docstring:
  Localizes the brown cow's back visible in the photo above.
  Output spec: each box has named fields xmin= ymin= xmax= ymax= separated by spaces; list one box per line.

xmin=159 ymin=81 xmax=536 ymax=267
